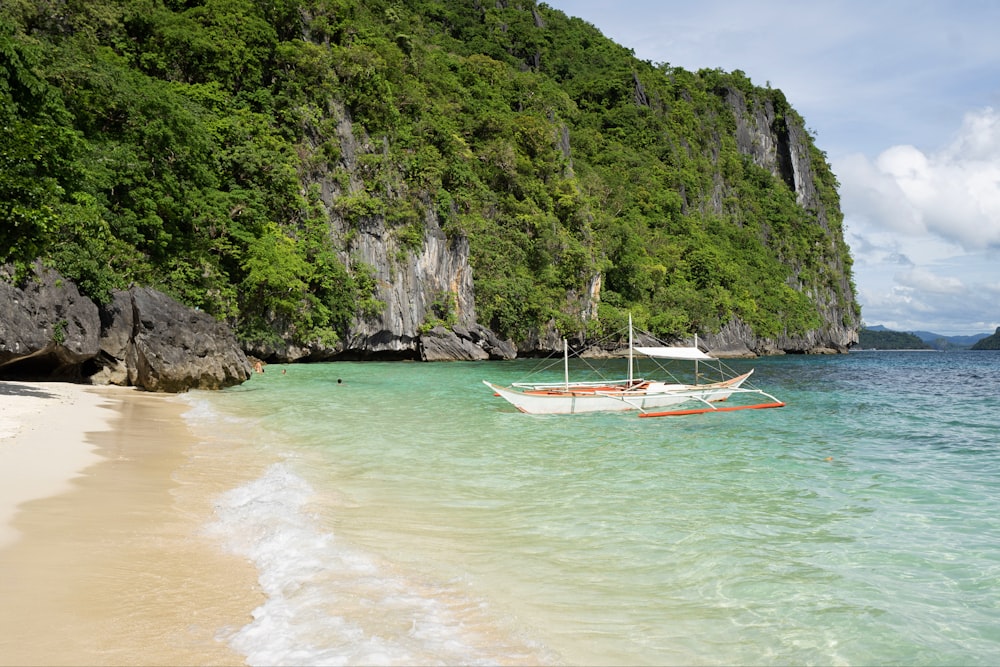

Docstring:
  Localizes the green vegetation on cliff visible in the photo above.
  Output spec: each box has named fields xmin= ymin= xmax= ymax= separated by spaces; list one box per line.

xmin=0 ymin=0 xmax=857 ymax=346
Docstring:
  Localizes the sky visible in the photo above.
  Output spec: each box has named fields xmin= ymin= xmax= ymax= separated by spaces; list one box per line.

xmin=547 ymin=0 xmax=1000 ymax=335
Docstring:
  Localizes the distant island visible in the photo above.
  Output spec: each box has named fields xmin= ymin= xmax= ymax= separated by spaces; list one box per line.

xmin=971 ymin=328 xmax=1000 ymax=350
xmin=859 ymin=326 xmax=992 ymax=351
xmin=858 ymin=328 xmax=932 ymax=350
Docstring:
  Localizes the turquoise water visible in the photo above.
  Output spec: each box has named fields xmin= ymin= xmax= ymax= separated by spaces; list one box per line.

xmin=184 ymin=351 xmax=1000 ymax=665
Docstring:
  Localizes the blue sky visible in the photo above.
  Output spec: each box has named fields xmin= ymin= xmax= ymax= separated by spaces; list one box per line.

xmin=547 ymin=1 xmax=1000 ymax=335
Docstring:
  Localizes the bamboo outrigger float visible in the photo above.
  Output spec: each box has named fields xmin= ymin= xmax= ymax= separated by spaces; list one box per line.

xmin=484 ymin=316 xmax=784 ymax=417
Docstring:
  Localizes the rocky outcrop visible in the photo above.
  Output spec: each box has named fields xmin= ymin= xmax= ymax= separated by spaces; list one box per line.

xmin=343 ymin=223 xmax=479 ymax=357
xmin=0 ymin=264 xmax=251 ymax=391
xmin=113 ymin=287 xmax=252 ymax=392
xmin=91 ymin=289 xmax=134 ymax=385
xmin=419 ymin=324 xmax=517 ymax=361
xmin=699 ymin=317 xmax=855 ymax=357
xmin=419 ymin=326 xmax=488 ymax=362
xmin=728 ymin=89 xmax=814 ymax=205
xmin=0 ymin=263 xmax=100 ymax=378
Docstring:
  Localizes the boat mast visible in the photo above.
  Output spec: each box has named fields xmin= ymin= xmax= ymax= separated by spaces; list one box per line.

xmin=694 ymin=332 xmax=699 ymax=384
xmin=628 ymin=313 xmax=634 ymax=385
xmin=564 ymin=338 xmax=569 ymax=390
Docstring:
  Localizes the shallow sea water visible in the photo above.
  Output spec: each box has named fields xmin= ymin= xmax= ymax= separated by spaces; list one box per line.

xmin=183 ymin=350 xmax=1000 ymax=665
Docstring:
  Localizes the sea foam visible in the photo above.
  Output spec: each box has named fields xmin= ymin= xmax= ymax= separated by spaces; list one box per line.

xmin=206 ymin=462 xmax=549 ymax=666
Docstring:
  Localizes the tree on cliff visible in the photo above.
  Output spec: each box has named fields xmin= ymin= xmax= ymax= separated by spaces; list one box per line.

xmin=0 ymin=0 xmax=859 ymax=352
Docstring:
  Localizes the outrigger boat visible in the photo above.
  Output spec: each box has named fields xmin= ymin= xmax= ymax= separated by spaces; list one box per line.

xmin=483 ymin=317 xmax=784 ymax=417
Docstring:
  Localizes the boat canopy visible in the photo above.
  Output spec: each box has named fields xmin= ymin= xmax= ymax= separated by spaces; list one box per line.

xmin=633 ymin=346 xmax=714 ymax=361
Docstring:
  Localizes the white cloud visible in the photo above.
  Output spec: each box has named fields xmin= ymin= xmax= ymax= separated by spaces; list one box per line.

xmin=837 ymin=108 xmax=1000 ymax=252
xmin=943 ymin=108 xmax=1000 ymax=160
xmin=895 ymin=267 xmax=965 ymax=295
xmin=836 ymin=107 xmax=1000 ymax=332
xmin=838 ymin=152 xmax=924 ymax=237
xmin=852 ymin=248 xmax=999 ymax=334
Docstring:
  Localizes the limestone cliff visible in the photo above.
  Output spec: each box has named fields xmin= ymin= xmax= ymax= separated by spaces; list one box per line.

xmin=249 ymin=105 xmax=514 ymax=363
xmin=290 ymin=89 xmax=858 ymax=360
xmin=714 ymin=87 xmax=859 ymax=353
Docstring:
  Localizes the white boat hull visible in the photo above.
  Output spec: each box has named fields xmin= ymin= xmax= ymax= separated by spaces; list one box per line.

xmin=484 ymin=373 xmax=752 ymax=415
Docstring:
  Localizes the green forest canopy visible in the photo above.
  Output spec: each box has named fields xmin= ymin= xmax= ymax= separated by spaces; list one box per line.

xmin=0 ymin=0 xmax=857 ymax=346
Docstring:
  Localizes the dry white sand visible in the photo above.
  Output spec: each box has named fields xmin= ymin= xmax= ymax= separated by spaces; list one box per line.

xmin=0 ymin=380 xmax=264 ymax=666
xmin=0 ymin=381 xmax=112 ymax=549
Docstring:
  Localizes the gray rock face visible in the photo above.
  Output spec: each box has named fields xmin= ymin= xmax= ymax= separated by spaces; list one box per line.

xmin=419 ymin=326 xmax=488 ymax=362
xmin=89 ymin=289 xmax=134 ymax=385
xmin=0 ymin=263 xmax=100 ymax=378
xmin=121 ymin=287 xmax=252 ymax=391
xmin=285 ymin=104 xmax=521 ymax=363
xmin=341 ymin=220 xmax=479 ymax=358
xmin=1 ymin=265 xmax=251 ymax=391
xmin=699 ymin=317 xmax=855 ymax=358
xmin=719 ymin=87 xmax=860 ymax=354
xmin=418 ymin=324 xmax=517 ymax=362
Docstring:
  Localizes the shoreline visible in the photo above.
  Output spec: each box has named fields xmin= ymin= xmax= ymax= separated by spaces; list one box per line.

xmin=0 ymin=381 xmax=264 ymax=666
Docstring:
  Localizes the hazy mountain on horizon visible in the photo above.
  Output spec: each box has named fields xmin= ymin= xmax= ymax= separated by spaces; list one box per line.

xmin=866 ymin=325 xmax=990 ymax=349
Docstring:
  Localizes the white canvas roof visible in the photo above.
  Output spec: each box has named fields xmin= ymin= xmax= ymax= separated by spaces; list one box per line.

xmin=633 ymin=346 xmax=714 ymax=361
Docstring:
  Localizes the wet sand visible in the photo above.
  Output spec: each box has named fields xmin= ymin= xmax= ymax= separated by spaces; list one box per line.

xmin=0 ymin=382 xmax=264 ymax=666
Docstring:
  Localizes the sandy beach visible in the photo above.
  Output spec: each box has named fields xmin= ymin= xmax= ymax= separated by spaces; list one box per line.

xmin=0 ymin=380 xmax=263 ymax=666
